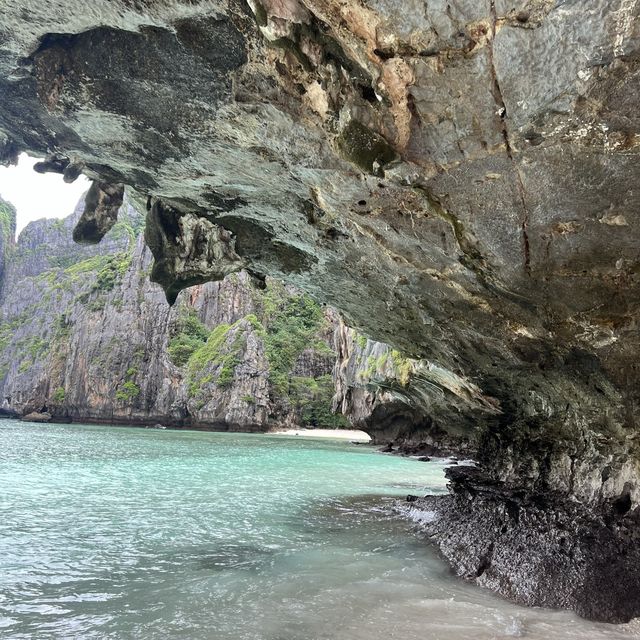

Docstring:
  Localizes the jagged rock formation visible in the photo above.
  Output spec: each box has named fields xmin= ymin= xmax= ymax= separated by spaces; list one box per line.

xmin=73 ymin=181 xmax=124 ymax=244
xmin=1 ymin=0 xmax=639 ymax=622
xmin=400 ymin=466 xmax=640 ymax=624
xmin=0 ymin=198 xmax=341 ymax=430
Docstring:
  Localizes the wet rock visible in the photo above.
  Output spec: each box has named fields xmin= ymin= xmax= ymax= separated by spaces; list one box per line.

xmin=406 ymin=466 xmax=640 ymax=624
xmin=336 ymin=120 xmax=399 ymax=176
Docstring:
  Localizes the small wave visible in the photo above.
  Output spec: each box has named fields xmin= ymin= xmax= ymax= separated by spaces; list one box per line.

xmin=397 ymin=504 xmax=439 ymax=525
xmin=432 ymin=457 xmax=477 ymax=467
xmin=620 ymin=617 xmax=640 ymax=635
xmin=503 ymin=617 xmax=526 ymax=637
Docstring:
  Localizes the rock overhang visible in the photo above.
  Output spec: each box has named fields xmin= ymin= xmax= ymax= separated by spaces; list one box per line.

xmin=0 ymin=0 xmax=639 ymax=505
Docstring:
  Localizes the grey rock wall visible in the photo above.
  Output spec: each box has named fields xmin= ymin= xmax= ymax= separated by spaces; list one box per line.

xmin=0 ymin=198 xmax=341 ymax=430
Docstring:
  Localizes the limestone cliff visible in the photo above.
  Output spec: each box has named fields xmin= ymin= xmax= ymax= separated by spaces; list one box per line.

xmin=0 ymin=198 xmax=341 ymax=430
xmin=0 ymin=197 xmax=16 ymax=287
xmin=1 ymin=0 xmax=639 ymax=622
xmin=332 ymin=318 xmax=477 ymax=456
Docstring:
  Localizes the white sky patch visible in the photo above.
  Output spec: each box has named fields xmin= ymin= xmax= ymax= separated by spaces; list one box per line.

xmin=0 ymin=153 xmax=91 ymax=235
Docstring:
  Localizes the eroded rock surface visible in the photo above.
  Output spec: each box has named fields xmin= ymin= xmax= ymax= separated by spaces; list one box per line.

xmin=1 ymin=0 xmax=640 ymax=621
xmin=73 ymin=181 xmax=124 ymax=244
xmin=400 ymin=466 xmax=640 ymax=624
xmin=333 ymin=317 xmax=497 ymax=449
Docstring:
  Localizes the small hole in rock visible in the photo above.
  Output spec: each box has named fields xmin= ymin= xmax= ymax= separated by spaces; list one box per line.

xmin=476 ymin=557 xmax=491 ymax=577
xmin=373 ymin=48 xmax=394 ymax=60
xmin=613 ymin=490 xmax=632 ymax=516
xmin=358 ymin=200 xmax=367 ymax=206
xmin=360 ymin=86 xmax=378 ymax=103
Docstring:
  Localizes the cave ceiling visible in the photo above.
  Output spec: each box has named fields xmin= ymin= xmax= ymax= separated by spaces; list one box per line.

xmin=1 ymin=0 xmax=639 ymax=431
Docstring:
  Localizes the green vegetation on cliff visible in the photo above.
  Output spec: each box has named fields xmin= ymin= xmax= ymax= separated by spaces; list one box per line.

xmin=390 ymin=350 xmax=413 ymax=386
xmin=263 ymin=293 xmax=324 ymax=394
xmin=64 ymin=252 xmax=131 ymax=291
xmin=110 ymin=217 xmax=145 ymax=244
xmin=168 ymin=307 xmax=210 ymax=367
xmin=166 ymin=281 xmax=341 ymax=427
xmin=116 ymin=365 xmax=141 ymax=403
xmin=93 ymin=253 xmax=132 ymax=292
xmin=62 ymin=252 xmax=134 ymax=311
xmin=289 ymin=374 xmax=348 ymax=428
xmin=0 ymin=200 xmax=16 ymax=243
xmin=258 ymin=282 xmax=341 ymax=427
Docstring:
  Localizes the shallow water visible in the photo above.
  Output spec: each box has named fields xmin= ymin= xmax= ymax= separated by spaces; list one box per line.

xmin=0 ymin=420 xmax=637 ymax=639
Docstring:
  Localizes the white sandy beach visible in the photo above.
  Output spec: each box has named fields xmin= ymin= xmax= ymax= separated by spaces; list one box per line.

xmin=268 ymin=428 xmax=371 ymax=443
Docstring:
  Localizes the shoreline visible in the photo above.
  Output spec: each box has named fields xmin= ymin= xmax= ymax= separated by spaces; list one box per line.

xmin=266 ymin=428 xmax=372 ymax=442
xmin=4 ymin=416 xmax=373 ymax=442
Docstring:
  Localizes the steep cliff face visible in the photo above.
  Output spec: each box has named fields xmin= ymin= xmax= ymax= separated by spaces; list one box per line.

xmin=332 ymin=319 xmax=477 ymax=455
xmin=1 ymin=0 xmax=639 ymax=621
xmin=0 ymin=197 xmax=16 ymax=287
xmin=0 ymin=199 xmax=341 ymax=430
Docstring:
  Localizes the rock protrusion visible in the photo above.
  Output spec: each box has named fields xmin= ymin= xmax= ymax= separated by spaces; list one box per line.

xmin=73 ymin=181 xmax=124 ymax=245
xmin=402 ymin=465 xmax=640 ymax=624
xmin=145 ymin=200 xmax=245 ymax=305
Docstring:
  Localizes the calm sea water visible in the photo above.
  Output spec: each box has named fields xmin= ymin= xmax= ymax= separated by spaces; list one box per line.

xmin=0 ymin=420 xmax=637 ymax=640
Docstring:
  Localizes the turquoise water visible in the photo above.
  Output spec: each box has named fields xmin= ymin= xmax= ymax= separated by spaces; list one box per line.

xmin=0 ymin=420 xmax=637 ymax=640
